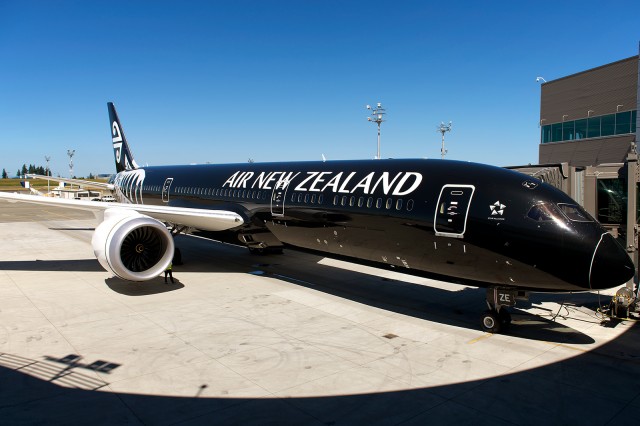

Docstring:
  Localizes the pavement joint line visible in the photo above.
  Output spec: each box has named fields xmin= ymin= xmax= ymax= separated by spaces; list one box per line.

xmin=466 ymin=333 xmax=494 ymax=344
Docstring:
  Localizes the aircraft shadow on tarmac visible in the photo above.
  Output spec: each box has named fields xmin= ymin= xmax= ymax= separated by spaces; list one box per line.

xmin=0 ymin=232 xmax=604 ymax=344
xmin=170 ymin=235 xmax=600 ymax=345
xmin=105 ymin=277 xmax=185 ymax=295
xmin=0 ymin=259 xmax=104 ymax=273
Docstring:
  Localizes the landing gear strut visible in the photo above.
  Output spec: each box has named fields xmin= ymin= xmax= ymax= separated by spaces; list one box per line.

xmin=481 ymin=287 xmax=526 ymax=333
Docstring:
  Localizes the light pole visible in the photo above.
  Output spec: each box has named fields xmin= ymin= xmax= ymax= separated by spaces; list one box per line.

xmin=45 ymin=155 xmax=51 ymax=193
xmin=67 ymin=150 xmax=75 ymax=179
xmin=437 ymin=121 xmax=452 ymax=159
xmin=367 ymin=103 xmax=386 ymax=159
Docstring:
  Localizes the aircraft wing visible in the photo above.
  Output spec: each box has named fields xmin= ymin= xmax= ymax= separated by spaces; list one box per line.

xmin=0 ymin=192 xmax=244 ymax=232
xmin=25 ymin=174 xmax=115 ymax=191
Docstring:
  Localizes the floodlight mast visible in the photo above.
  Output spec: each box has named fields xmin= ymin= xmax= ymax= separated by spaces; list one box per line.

xmin=44 ymin=155 xmax=51 ymax=192
xmin=367 ymin=102 xmax=386 ymax=159
xmin=437 ymin=121 xmax=452 ymax=159
xmin=67 ymin=149 xmax=75 ymax=179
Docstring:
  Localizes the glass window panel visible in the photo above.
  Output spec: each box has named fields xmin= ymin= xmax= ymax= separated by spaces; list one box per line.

xmin=615 ymin=111 xmax=631 ymax=135
xmin=557 ymin=203 xmax=593 ymax=222
xmin=562 ymin=121 xmax=575 ymax=141
xmin=597 ymin=178 xmax=627 ymax=224
xmin=601 ymin=114 xmax=615 ymax=136
xmin=551 ymin=123 xmax=562 ymax=142
xmin=631 ymin=110 xmax=637 ymax=133
xmin=574 ymin=119 xmax=587 ymax=140
xmin=541 ymin=125 xmax=552 ymax=143
xmin=587 ymin=117 xmax=601 ymax=138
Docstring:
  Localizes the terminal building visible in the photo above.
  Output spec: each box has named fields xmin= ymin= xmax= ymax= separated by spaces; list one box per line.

xmin=512 ymin=51 xmax=639 ymax=282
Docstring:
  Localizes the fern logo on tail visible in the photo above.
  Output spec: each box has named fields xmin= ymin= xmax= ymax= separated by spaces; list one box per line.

xmin=112 ymin=121 xmax=123 ymax=164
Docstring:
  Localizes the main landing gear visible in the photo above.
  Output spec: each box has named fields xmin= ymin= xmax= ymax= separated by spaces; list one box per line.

xmin=481 ymin=287 xmax=527 ymax=333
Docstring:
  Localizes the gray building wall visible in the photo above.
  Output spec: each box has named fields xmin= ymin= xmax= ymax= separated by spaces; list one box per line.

xmin=539 ymin=55 xmax=638 ymax=167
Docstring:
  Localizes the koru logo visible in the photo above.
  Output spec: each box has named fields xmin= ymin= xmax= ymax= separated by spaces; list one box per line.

xmin=112 ymin=121 xmax=123 ymax=163
xmin=490 ymin=201 xmax=506 ymax=216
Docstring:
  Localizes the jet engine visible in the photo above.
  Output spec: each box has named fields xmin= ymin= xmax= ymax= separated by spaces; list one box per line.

xmin=92 ymin=208 xmax=174 ymax=281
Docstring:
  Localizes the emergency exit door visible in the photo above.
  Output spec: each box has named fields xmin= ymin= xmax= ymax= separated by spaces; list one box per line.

xmin=162 ymin=178 xmax=173 ymax=203
xmin=434 ymin=184 xmax=475 ymax=238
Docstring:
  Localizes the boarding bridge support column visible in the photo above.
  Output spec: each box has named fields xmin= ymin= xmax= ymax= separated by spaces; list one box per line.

xmin=626 ymin=145 xmax=638 ymax=291
xmin=583 ymin=166 xmax=597 ymax=218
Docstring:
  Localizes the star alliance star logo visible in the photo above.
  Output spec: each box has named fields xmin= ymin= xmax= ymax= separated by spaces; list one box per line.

xmin=490 ymin=201 xmax=506 ymax=216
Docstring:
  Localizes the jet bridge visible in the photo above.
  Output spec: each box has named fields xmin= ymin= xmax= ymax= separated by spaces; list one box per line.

xmin=508 ymin=145 xmax=640 ymax=321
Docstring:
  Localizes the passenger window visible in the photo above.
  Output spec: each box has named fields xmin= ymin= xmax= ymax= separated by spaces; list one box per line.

xmin=298 ymin=193 xmax=303 ymax=203
xmin=333 ymin=195 xmax=338 ymax=205
xmin=341 ymin=196 xmax=347 ymax=206
xmin=396 ymin=199 xmax=403 ymax=210
xmin=358 ymin=197 xmax=364 ymax=207
xmin=291 ymin=193 xmax=296 ymax=202
xmin=376 ymin=198 xmax=382 ymax=208
xmin=385 ymin=198 xmax=392 ymax=209
xmin=311 ymin=194 xmax=316 ymax=204
xmin=367 ymin=197 xmax=373 ymax=208
xmin=304 ymin=194 xmax=309 ymax=203
xmin=318 ymin=194 xmax=324 ymax=204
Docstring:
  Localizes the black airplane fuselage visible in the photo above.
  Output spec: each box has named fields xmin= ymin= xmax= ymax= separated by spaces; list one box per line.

xmin=109 ymin=158 xmax=634 ymax=293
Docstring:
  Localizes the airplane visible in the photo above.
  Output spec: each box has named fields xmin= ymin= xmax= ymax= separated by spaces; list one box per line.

xmin=0 ymin=102 xmax=635 ymax=333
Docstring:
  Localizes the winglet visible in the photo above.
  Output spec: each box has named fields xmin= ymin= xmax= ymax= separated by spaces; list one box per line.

xmin=108 ymin=102 xmax=139 ymax=172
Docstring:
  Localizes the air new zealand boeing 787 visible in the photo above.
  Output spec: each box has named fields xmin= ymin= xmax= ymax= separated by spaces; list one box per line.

xmin=0 ymin=102 xmax=634 ymax=332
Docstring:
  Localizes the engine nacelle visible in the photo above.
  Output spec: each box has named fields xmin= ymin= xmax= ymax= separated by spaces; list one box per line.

xmin=92 ymin=208 xmax=174 ymax=281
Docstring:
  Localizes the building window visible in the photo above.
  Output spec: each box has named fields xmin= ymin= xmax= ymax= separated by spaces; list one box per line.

xmin=562 ymin=121 xmax=575 ymax=141
xmin=574 ymin=119 xmax=587 ymax=140
xmin=616 ymin=111 xmax=631 ymax=135
xmin=601 ymin=114 xmax=615 ymax=136
xmin=551 ymin=123 xmax=562 ymax=142
xmin=542 ymin=110 xmax=637 ymax=143
xmin=542 ymin=125 xmax=552 ymax=143
xmin=587 ymin=117 xmax=601 ymax=138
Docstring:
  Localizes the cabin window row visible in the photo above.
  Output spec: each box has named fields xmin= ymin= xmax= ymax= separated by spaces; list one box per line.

xmin=329 ymin=194 xmax=414 ymax=212
xmin=172 ymin=186 xmax=270 ymax=200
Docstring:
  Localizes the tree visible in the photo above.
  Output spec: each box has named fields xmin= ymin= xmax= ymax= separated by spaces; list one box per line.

xmin=1 ymin=168 xmax=7 ymax=179
xmin=21 ymin=164 xmax=27 ymax=176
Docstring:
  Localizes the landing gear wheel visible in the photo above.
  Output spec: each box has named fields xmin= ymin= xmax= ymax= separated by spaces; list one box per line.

xmin=481 ymin=310 xmax=501 ymax=333
xmin=498 ymin=309 xmax=512 ymax=328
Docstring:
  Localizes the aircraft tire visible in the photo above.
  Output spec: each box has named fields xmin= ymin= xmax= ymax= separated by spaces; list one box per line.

xmin=481 ymin=310 xmax=501 ymax=333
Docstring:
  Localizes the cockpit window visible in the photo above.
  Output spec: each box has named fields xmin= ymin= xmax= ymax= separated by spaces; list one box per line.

xmin=557 ymin=203 xmax=593 ymax=222
xmin=526 ymin=203 xmax=562 ymax=222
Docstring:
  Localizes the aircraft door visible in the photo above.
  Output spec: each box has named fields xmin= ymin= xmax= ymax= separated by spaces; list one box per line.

xmin=162 ymin=178 xmax=173 ymax=203
xmin=434 ymin=184 xmax=475 ymax=238
xmin=270 ymin=179 xmax=288 ymax=216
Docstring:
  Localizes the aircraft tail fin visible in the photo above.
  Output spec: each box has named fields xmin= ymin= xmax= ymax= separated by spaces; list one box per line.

xmin=108 ymin=102 xmax=139 ymax=172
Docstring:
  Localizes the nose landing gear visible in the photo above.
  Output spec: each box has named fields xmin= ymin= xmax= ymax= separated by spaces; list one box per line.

xmin=481 ymin=287 xmax=528 ymax=333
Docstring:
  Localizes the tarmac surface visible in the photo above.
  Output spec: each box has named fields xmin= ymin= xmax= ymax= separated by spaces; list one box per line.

xmin=0 ymin=201 xmax=639 ymax=425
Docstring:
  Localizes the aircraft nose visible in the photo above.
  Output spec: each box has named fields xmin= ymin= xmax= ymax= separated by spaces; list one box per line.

xmin=589 ymin=233 xmax=635 ymax=290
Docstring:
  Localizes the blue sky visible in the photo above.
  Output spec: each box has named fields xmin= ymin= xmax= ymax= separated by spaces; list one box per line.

xmin=1 ymin=0 xmax=638 ymax=178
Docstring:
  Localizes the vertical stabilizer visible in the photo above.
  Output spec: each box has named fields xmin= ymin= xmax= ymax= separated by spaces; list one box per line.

xmin=108 ymin=102 xmax=139 ymax=172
